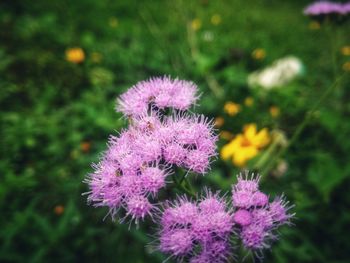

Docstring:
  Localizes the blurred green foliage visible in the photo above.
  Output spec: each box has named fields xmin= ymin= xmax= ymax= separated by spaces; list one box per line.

xmin=1 ymin=0 xmax=350 ymax=262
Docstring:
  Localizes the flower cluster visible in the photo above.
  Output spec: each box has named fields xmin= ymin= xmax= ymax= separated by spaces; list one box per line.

xmin=85 ymin=77 xmax=217 ymax=223
xmin=116 ymin=76 xmax=199 ymax=117
xmin=156 ymin=173 xmax=293 ymax=262
xmin=158 ymin=191 xmax=234 ymax=263
xmin=232 ymin=173 xmax=293 ymax=256
xmin=304 ymin=1 xmax=350 ymax=18
xmin=85 ymin=76 xmax=294 ymax=262
xmin=221 ymin=124 xmax=271 ymax=167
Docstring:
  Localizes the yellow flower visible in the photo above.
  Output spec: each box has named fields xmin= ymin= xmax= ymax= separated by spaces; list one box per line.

xmin=224 ymin=101 xmax=240 ymax=116
xmin=221 ymin=124 xmax=270 ymax=167
xmin=269 ymin=106 xmax=280 ymax=118
xmin=109 ymin=17 xmax=119 ymax=28
xmin=308 ymin=21 xmax=320 ymax=30
xmin=191 ymin=18 xmax=202 ymax=31
xmin=244 ymin=97 xmax=254 ymax=107
xmin=65 ymin=47 xmax=85 ymax=64
xmin=214 ymin=116 xmax=225 ymax=127
xmin=211 ymin=14 xmax=221 ymax=25
xmin=242 ymin=124 xmax=270 ymax=148
xmin=341 ymin=46 xmax=350 ymax=56
xmin=343 ymin=62 xmax=350 ymax=71
xmin=252 ymin=48 xmax=266 ymax=60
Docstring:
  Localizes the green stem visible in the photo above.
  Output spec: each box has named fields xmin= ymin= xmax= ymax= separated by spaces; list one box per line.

xmin=184 ymin=177 xmax=196 ymax=195
xmin=261 ymin=75 xmax=344 ymax=176
xmin=325 ymin=21 xmax=339 ymax=79
xmin=172 ymin=174 xmax=196 ymax=198
xmin=253 ymin=134 xmax=282 ymax=170
xmin=179 ymin=171 xmax=187 ymax=184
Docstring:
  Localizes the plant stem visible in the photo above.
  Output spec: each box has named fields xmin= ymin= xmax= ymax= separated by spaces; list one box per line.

xmin=172 ymin=174 xmax=196 ymax=198
xmin=325 ymin=20 xmax=338 ymax=79
xmin=253 ymin=133 xmax=282 ymax=170
xmin=184 ymin=177 xmax=196 ymax=195
xmin=179 ymin=171 xmax=187 ymax=184
xmin=261 ymin=75 xmax=344 ymax=176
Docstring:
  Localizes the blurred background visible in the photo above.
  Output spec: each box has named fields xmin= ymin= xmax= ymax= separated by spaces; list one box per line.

xmin=1 ymin=0 xmax=350 ymax=262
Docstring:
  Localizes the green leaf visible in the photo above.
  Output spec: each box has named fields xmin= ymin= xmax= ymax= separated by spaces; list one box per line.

xmin=308 ymin=152 xmax=349 ymax=201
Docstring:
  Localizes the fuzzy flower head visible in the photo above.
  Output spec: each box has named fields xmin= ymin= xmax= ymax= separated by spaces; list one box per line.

xmin=235 ymin=172 xmax=261 ymax=192
xmin=303 ymin=1 xmax=344 ymax=16
xmin=198 ymin=189 xmax=227 ymax=214
xmin=161 ymin=197 xmax=198 ymax=229
xmin=241 ymin=223 xmax=271 ymax=250
xmin=163 ymin=142 xmax=187 ymax=165
xmin=192 ymin=211 xmax=233 ymax=242
xmin=163 ymin=114 xmax=218 ymax=174
xmin=269 ymin=196 xmax=294 ymax=224
xmin=190 ymin=240 xmax=232 ymax=263
xmin=157 ymin=191 xmax=234 ymax=262
xmin=160 ymin=228 xmax=194 ymax=257
xmin=193 ymin=191 xmax=233 ymax=242
xmin=85 ymin=159 xmax=122 ymax=208
xmin=303 ymin=1 xmax=350 ymax=24
xmin=116 ymin=76 xmax=199 ymax=117
xmin=233 ymin=209 xmax=252 ymax=226
xmin=132 ymin=113 xmax=161 ymax=133
xmin=231 ymin=172 xmax=294 ymax=255
xmin=125 ymin=195 xmax=154 ymax=223
xmin=86 ymin=112 xmax=216 ymax=224
xmin=140 ymin=166 xmax=168 ymax=196
xmin=86 ymin=79 xmax=218 ymax=223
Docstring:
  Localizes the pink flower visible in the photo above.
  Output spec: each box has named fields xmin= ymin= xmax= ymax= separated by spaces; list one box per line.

xmin=116 ymin=76 xmax=199 ymax=117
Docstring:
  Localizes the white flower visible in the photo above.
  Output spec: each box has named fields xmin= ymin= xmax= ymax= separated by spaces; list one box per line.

xmin=248 ymin=56 xmax=304 ymax=90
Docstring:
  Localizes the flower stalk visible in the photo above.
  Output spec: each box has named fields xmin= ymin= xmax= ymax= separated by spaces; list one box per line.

xmin=261 ymin=75 xmax=344 ymax=176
